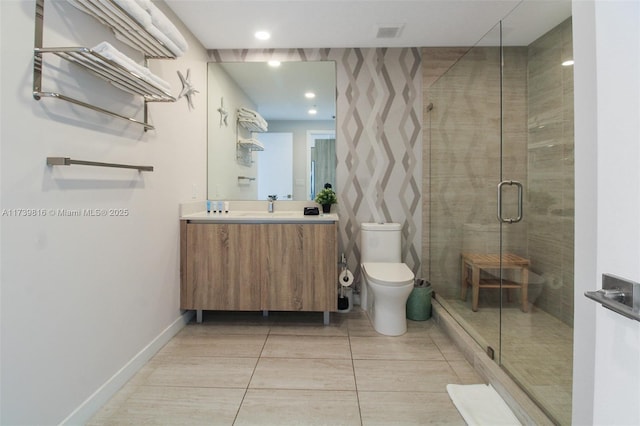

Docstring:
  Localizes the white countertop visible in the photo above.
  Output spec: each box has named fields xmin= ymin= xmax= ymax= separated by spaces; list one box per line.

xmin=181 ymin=210 xmax=339 ymax=223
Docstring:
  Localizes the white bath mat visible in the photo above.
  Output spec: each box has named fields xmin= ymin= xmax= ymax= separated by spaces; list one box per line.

xmin=446 ymin=384 xmax=521 ymax=426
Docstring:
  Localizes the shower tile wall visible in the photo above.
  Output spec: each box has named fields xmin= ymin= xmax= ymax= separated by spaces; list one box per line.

xmin=526 ymin=18 xmax=574 ymax=326
xmin=423 ymin=18 xmax=574 ymax=325
xmin=423 ymin=46 xmax=528 ymax=300
xmin=208 ymin=49 xmax=423 ymax=283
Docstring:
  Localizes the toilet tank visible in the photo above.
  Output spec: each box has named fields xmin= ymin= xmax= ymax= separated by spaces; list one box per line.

xmin=360 ymin=223 xmax=402 ymax=263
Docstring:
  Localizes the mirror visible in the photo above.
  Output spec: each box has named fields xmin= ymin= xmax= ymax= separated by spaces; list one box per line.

xmin=207 ymin=61 xmax=337 ymax=201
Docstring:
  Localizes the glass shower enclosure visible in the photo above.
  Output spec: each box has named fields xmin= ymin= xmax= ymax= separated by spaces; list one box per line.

xmin=425 ymin=4 xmax=574 ymax=424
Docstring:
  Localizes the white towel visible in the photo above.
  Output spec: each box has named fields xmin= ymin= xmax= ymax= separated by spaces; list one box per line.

xmin=142 ymin=24 xmax=185 ymax=57
xmin=110 ymin=0 xmax=152 ymax=26
xmin=131 ymin=0 xmax=188 ymax=54
xmin=238 ymin=118 xmax=268 ymax=132
xmin=147 ymin=2 xmax=188 ymax=53
xmin=237 ymin=107 xmax=268 ymax=131
xmin=446 ymin=384 xmax=521 ymax=426
xmin=92 ymin=41 xmax=171 ymax=94
xmin=68 ymin=0 xmax=186 ymax=57
xmin=238 ymin=107 xmax=259 ymax=118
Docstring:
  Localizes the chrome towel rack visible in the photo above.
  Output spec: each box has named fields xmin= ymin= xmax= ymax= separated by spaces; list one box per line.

xmin=33 ymin=0 xmax=177 ymax=131
xmin=47 ymin=157 xmax=153 ymax=172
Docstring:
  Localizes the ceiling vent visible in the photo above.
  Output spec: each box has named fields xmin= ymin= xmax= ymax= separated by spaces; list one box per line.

xmin=376 ymin=24 xmax=405 ymax=39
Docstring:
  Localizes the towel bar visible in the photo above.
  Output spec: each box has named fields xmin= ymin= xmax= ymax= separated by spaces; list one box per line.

xmin=47 ymin=157 xmax=153 ymax=172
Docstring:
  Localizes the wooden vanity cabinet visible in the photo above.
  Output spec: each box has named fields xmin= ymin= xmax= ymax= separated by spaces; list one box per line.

xmin=180 ymin=221 xmax=337 ymax=313
xmin=263 ymin=223 xmax=337 ymax=311
xmin=181 ymin=222 xmax=263 ymax=310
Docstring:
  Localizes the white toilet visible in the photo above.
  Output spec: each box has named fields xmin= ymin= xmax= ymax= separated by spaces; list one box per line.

xmin=360 ymin=222 xmax=415 ymax=336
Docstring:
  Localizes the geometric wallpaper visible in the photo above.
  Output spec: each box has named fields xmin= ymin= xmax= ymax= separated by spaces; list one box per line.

xmin=209 ymin=48 xmax=423 ymax=287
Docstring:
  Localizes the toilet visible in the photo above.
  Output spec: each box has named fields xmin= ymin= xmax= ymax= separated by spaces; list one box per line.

xmin=360 ymin=222 xmax=415 ymax=336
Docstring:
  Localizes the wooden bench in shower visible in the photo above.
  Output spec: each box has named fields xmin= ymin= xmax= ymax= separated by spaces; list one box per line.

xmin=460 ymin=253 xmax=531 ymax=312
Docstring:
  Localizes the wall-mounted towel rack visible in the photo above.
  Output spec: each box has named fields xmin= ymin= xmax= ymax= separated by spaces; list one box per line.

xmin=33 ymin=0 xmax=178 ymax=131
xmin=238 ymin=138 xmax=265 ymax=151
xmin=237 ymin=176 xmax=256 ymax=181
xmin=47 ymin=157 xmax=153 ymax=172
xmin=65 ymin=0 xmax=177 ymax=59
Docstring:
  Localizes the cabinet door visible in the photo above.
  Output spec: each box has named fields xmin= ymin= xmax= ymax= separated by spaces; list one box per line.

xmin=263 ymin=223 xmax=337 ymax=311
xmin=182 ymin=223 xmax=262 ymax=310
xmin=301 ymin=223 xmax=338 ymax=311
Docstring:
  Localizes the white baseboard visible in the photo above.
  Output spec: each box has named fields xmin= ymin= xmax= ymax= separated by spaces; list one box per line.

xmin=60 ymin=310 xmax=195 ymax=425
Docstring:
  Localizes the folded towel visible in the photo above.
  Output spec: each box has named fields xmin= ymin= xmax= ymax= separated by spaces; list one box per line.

xmin=238 ymin=119 xmax=268 ymax=133
xmin=147 ymin=2 xmax=188 ymax=53
xmin=132 ymin=0 xmax=188 ymax=54
xmin=111 ymin=0 xmax=152 ymax=26
xmin=92 ymin=41 xmax=171 ymax=94
xmin=67 ymin=0 xmax=152 ymax=27
xmin=68 ymin=0 xmax=186 ymax=57
xmin=238 ymin=107 xmax=260 ymax=118
xmin=237 ymin=107 xmax=268 ymax=131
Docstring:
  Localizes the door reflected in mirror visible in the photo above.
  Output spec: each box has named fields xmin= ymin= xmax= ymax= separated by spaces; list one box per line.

xmin=207 ymin=61 xmax=336 ymax=201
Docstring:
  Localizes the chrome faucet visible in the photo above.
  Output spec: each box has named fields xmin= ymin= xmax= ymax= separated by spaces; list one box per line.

xmin=267 ymin=195 xmax=277 ymax=213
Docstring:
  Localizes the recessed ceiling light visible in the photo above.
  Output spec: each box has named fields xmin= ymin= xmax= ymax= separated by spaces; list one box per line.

xmin=268 ymin=60 xmax=281 ymax=67
xmin=308 ymin=108 xmax=317 ymax=115
xmin=254 ymin=31 xmax=271 ymax=41
xmin=305 ymin=92 xmax=316 ymax=99
xmin=562 ymin=59 xmax=574 ymax=66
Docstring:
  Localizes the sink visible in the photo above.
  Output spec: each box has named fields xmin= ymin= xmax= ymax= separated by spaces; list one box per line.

xmin=234 ymin=211 xmax=303 ymax=218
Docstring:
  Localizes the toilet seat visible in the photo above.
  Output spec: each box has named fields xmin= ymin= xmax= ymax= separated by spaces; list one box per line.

xmin=362 ymin=262 xmax=414 ymax=286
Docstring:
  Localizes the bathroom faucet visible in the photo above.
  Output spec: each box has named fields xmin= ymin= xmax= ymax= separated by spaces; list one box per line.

xmin=267 ymin=195 xmax=277 ymax=213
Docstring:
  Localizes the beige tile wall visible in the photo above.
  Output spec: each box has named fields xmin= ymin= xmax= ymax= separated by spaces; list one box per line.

xmin=422 ymin=45 xmax=528 ymax=301
xmin=526 ymin=18 xmax=575 ymax=326
xmin=422 ymin=18 xmax=575 ymax=327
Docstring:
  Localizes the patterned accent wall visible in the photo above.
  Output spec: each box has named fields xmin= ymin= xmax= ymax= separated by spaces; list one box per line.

xmin=209 ymin=49 xmax=423 ymax=285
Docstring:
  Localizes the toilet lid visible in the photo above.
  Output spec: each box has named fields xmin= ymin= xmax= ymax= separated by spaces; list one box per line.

xmin=362 ymin=262 xmax=414 ymax=284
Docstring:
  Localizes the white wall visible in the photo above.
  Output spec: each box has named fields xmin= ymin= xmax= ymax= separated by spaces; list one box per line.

xmin=573 ymin=1 xmax=640 ymax=424
xmin=0 ymin=1 xmax=208 ymax=424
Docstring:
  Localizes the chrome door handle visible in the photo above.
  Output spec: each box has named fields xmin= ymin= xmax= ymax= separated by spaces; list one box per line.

xmin=497 ymin=180 xmax=523 ymax=223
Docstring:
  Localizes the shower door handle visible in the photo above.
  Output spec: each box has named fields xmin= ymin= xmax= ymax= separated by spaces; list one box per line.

xmin=497 ymin=180 xmax=523 ymax=223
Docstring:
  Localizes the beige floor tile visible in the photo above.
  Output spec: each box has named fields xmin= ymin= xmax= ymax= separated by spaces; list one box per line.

xmin=146 ymin=356 xmax=257 ymax=388
xmin=158 ymin=333 xmax=267 ymax=357
xmin=429 ymin=335 xmax=468 ymax=361
xmin=350 ymin=335 xmax=445 ymax=361
xmin=261 ymin=335 xmax=351 ymax=359
xmin=250 ymin=358 xmax=356 ymax=390
xmin=447 ymin=360 xmax=484 ymax=384
xmin=235 ymin=389 xmax=361 ymax=426
xmin=346 ymin=318 xmax=379 ymax=337
xmin=178 ymin=323 xmax=271 ymax=336
xmin=354 ymin=359 xmax=458 ymax=392
xmin=359 ymin=391 xmax=466 ymax=425
xmin=90 ymin=308 xmax=478 ymax=424
xmin=268 ymin=322 xmax=349 ymax=336
xmin=88 ymin=385 xmax=245 ymax=426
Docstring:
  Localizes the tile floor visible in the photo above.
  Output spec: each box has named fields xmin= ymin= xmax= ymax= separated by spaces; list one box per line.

xmin=88 ymin=308 xmax=483 ymax=425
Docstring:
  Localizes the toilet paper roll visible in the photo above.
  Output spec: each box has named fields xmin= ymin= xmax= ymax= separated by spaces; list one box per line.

xmin=339 ymin=269 xmax=354 ymax=287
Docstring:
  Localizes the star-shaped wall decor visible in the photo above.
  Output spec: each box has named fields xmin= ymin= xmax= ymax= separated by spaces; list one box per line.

xmin=177 ymin=69 xmax=198 ymax=110
xmin=217 ymin=97 xmax=229 ymax=127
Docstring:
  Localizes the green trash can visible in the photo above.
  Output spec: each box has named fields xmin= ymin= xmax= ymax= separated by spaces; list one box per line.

xmin=406 ymin=279 xmax=432 ymax=320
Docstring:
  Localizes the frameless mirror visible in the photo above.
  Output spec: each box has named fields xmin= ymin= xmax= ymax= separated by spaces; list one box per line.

xmin=207 ymin=61 xmax=337 ymax=201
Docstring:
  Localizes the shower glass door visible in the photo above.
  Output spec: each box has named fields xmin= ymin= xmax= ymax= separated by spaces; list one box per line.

xmin=427 ymin=3 xmax=574 ymax=424
xmin=499 ymin=7 xmax=575 ymax=425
